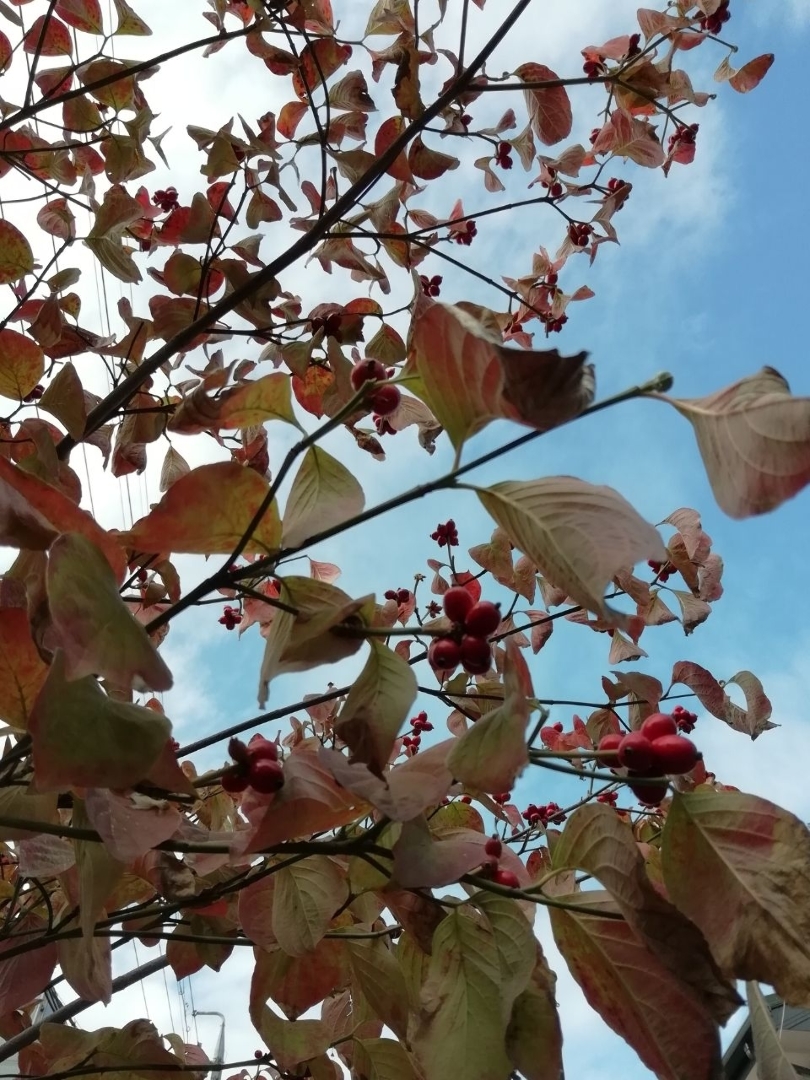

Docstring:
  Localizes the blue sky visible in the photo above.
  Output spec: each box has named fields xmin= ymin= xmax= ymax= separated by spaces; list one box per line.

xmin=19 ymin=0 xmax=806 ymax=1075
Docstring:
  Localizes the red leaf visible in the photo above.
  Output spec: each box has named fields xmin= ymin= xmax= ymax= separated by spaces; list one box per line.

xmin=729 ymin=53 xmax=774 ymax=93
xmin=374 ymin=115 xmax=413 ymax=182
xmin=670 ymin=661 xmax=775 ymax=738
xmin=55 ymin=0 xmax=104 ymax=33
xmin=292 ymin=39 xmax=352 ymax=101
xmin=514 ymin=63 xmax=572 ymax=146
xmin=23 ymin=14 xmax=73 ymax=55
xmin=0 ymin=914 xmax=57 ymax=1015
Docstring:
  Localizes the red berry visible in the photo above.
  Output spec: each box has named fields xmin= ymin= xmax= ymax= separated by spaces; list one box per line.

xmin=350 ymin=358 xmax=387 ymax=391
xmin=429 ymin=637 xmax=462 ymax=672
xmin=596 ymin=733 xmax=622 ymax=768
xmin=546 ymin=270 xmax=558 ymax=286
xmin=628 ymin=776 xmax=669 ymax=807
xmin=249 ymin=758 xmax=285 ymax=794
xmin=463 ymin=600 xmax=501 ymax=638
xmin=550 ymin=182 xmax=563 ymax=198
xmin=460 ymin=794 xmax=472 ymax=804
xmin=618 ymin=732 xmax=656 ymax=772
xmin=370 ymin=384 xmax=401 ymax=417
xmin=443 ymin=585 xmax=475 ymax=624
xmin=222 ymin=767 xmax=249 ymax=794
xmin=484 ymin=836 xmax=502 ymax=859
xmin=247 ymin=734 xmax=278 ymax=762
xmin=551 ymin=721 xmax=564 ymax=732
xmin=460 ymin=634 xmax=492 ymax=674
xmin=650 ymin=734 xmax=700 ymax=775
xmin=492 ymin=869 xmax=520 ymax=888
xmin=640 ymin=713 xmax=678 ymax=743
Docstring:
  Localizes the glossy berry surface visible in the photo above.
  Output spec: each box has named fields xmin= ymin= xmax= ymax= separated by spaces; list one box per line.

xmin=247 ymin=734 xmax=278 ymax=762
xmin=618 ymin=731 xmax=656 ymax=772
xmin=350 ymin=358 xmax=386 ymax=391
xmin=492 ymin=868 xmax=520 ymax=888
xmin=443 ymin=585 xmax=475 ymax=624
xmin=640 ymin=713 xmax=678 ymax=743
xmin=650 ymin=734 xmax=700 ymax=775
xmin=249 ymin=758 xmax=285 ymax=794
xmin=370 ymin=384 xmax=401 ymax=417
xmin=596 ymin=733 xmax=623 ymax=768
xmin=484 ymin=837 xmax=502 ymax=859
xmin=464 ymin=600 xmax=501 ymax=638
xmin=629 ymin=777 xmax=669 ymax=807
xmin=429 ymin=637 xmax=462 ymax=672
xmin=460 ymin=634 xmax=492 ymax=674
xmin=221 ymin=767 xmax=249 ymax=794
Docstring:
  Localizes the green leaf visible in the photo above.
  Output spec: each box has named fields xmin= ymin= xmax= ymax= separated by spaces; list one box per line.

xmin=0 ymin=785 xmax=57 ymax=840
xmin=0 ymin=328 xmax=44 ymax=401
xmin=119 ymin=461 xmax=282 ymax=556
xmin=72 ymin=801 xmax=124 ymax=941
xmin=662 ymin=791 xmax=810 ymax=1006
xmin=250 ymin=1005 xmax=331 ymax=1072
xmin=446 ymin=692 xmax=529 ymax=794
xmin=549 ymin=891 xmax=722 ymax=1080
xmin=476 ymin=477 xmax=665 ymax=618
xmin=30 ymin=653 xmax=171 ymax=791
xmin=0 ymin=219 xmax=34 ymax=285
xmin=354 ymin=1038 xmax=418 ymax=1080
xmin=47 ymin=533 xmax=173 ymax=692
xmin=504 ymin=943 xmax=563 ymax=1080
xmin=39 ymin=362 xmax=87 ymax=439
xmin=0 ymin=606 xmax=49 ymax=730
xmin=282 ymin=445 xmax=365 ymax=548
xmin=412 ymin=909 xmax=512 ymax=1080
xmin=169 ymin=372 xmax=302 ymax=434
xmin=335 ymin=640 xmax=417 ymax=774
xmin=347 ymin=936 xmax=409 ymax=1040
xmin=272 ymin=856 xmax=349 ymax=957
xmin=472 ymin=893 xmax=535 ymax=1020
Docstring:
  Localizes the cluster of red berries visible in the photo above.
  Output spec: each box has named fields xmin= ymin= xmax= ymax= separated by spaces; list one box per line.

xmin=482 ymin=836 xmax=520 ymax=888
xmin=419 ymin=274 xmax=442 ymax=297
xmin=699 ymin=0 xmax=730 ymax=34
xmin=402 ymin=710 xmax=434 ymax=755
xmin=540 ymin=167 xmax=564 ymax=199
xmin=596 ymin=790 xmax=618 ymax=807
xmin=428 ymin=587 xmax=501 ymax=676
xmin=431 ymin=519 xmax=459 ymax=547
xmin=596 ymin=713 xmax=701 ymax=807
xmin=384 ymin=588 xmax=411 ymax=604
xmin=672 ymin=704 xmax=698 ymax=734
xmin=647 ymin=559 xmax=674 ymax=582
xmin=23 ymin=384 xmax=44 ymax=402
xmin=494 ymin=141 xmax=513 ymax=170
xmin=540 ymin=311 xmax=568 ymax=334
xmin=350 ymin=358 xmax=401 ymax=417
xmin=219 ymin=605 xmax=242 ymax=630
xmin=221 ymin=734 xmax=284 ymax=795
xmin=310 ymin=312 xmax=344 ymax=340
xmin=568 ymin=221 xmax=592 ymax=247
xmin=492 ymin=791 xmax=511 ymax=805
xmin=152 ymin=187 xmax=179 ymax=212
xmin=452 ymin=220 xmax=477 ymax=246
xmin=668 ymin=123 xmax=699 ymax=153
xmin=606 ymin=178 xmax=629 ymax=209
xmin=523 ymin=801 xmax=566 ymax=826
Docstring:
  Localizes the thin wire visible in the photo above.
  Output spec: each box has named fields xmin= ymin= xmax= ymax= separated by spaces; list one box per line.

xmin=159 ymin=943 xmax=178 ymax=1034
xmin=188 ymin=977 xmax=201 ymax=1046
xmin=131 ymin=939 xmax=151 ymax=1021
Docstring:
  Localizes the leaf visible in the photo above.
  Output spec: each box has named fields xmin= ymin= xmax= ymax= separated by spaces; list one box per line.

xmin=354 ymin=1039 xmax=417 ymax=1080
xmin=0 ymin=606 xmax=49 ymax=729
xmin=652 ymin=368 xmax=810 ymax=519
xmin=446 ymin=667 xmax=529 ymax=793
xmin=729 ymin=53 xmax=774 ymax=93
xmin=412 ymin=908 xmax=512 ymax=1080
xmin=670 ymin=661 xmax=774 ymax=737
xmin=23 ymin=13 xmax=72 ymax=54
xmin=347 ymin=937 xmax=409 ymax=1039
xmin=170 ymin=372 xmax=301 ymax=433
xmin=477 ymin=478 xmax=665 ymax=619
xmin=514 ymin=63 xmax=572 ymax=146
xmin=0 ymin=328 xmax=44 ymax=400
xmin=30 ymin=652 xmax=171 ymax=791
xmin=0 ymin=913 xmax=57 ymax=1017
xmin=473 ymin=892 xmax=535 ymax=1018
xmin=0 ymin=457 xmax=127 ymax=579
xmin=662 ymin=791 xmax=810 ymax=1007
xmin=504 ymin=942 xmax=563 ymax=1080
xmin=112 ymin=0 xmax=151 ymax=34
xmin=272 ymin=856 xmax=349 ymax=956
xmin=0 ymin=785 xmax=57 ymax=840
xmin=334 ymin=640 xmax=416 ymax=775
xmin=746 ymin=980 xmax=800 ymax=1080
xmin=407 ymin=298 xmax=593 ymax=449
xmin=251 ymin=939 xmax=348 ymax=1020
xmin=119 ymin=461 xmax=282 ymax=556
xmin=55 ymin=0 xmax=104 ymax=34
xmin=83 ymin=789 xmax=182 ymax=863
xmin=39 ymin=362 xmax=86 ymax=439
xmin=158 ymin=445 xmax=190 ymax=492
xmin=555 ymin=803 xmax=740 ymax=1022
xmin=549 ymin=891 xmax=722 ymax=1080
xmin=250 ymin=1005 xmax=331 ymax=1071
xmin=0 ymin=221 xmax=33 ymax=284
xmin=37 ymin=198 xmax=76 ymax=241
xmin=282 ymin=445 xmax=365 ymax=549
xmin=47 ymin=533 xmax=173 ymax=692
xmin=245 ymin=741 xmax=368 ymax=852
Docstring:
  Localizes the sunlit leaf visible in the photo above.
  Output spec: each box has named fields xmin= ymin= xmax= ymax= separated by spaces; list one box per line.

xmin=0 ymin=606 xmax=49 ymax=729
xmin=746 ymin=980 xmax=800 ymax=1080
xmin=272 ymin=856 xmax=349 ymax=957
xmin=514 ymin=63 xmax=572 ymax=146
xmin=282 ymin=445 xmax=365 ymax=549
xmin=0 ymin=220 xmax=34 ymax=285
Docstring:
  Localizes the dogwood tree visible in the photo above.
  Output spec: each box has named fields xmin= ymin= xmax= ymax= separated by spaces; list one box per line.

xmin=0 ymin=1 xmax=801 ymax=1079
